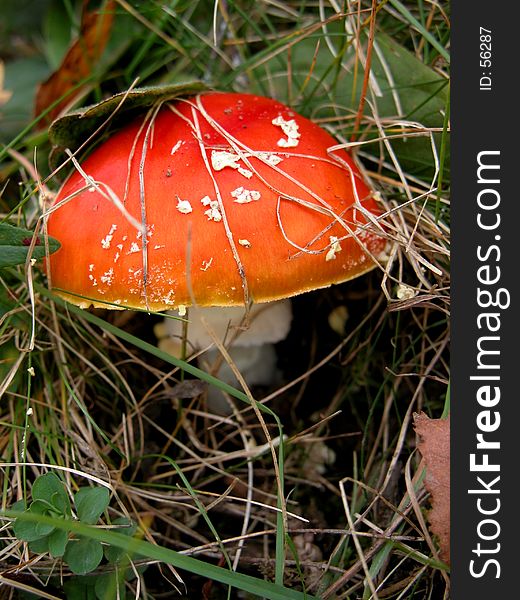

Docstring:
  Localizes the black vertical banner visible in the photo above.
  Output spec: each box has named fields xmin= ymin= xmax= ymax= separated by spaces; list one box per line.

xmin=452 ymin=2 xmax=517 ymax=597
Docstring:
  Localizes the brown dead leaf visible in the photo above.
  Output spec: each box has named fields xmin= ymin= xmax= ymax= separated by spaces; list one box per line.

xmin=414 ymin=411 xmax=450 ymax=564
xmin=34 ymin=0 xmax=116 ymax=125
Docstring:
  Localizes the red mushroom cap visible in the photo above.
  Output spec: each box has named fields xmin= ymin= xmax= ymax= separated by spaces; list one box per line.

xmin=46 ymin=92 xmax=385 ymax=310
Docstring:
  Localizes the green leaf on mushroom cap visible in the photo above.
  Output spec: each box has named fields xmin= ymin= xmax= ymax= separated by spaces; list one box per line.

xmin=48 ymin=81 xmax=209 ymax=156
xmin=0 ymin=222 xmax=61 ymax=269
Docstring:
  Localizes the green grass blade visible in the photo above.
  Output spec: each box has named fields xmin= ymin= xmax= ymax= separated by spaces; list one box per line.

xmin=388 ymin=0 xmax=450 ymax=63
xmin=2 ymin=510 xmax=316 ymax=600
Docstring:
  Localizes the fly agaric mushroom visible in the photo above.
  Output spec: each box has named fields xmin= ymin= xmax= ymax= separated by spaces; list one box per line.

xmin=46 ymin=91 xmax=386 ymax=406
xmin=46 ymin=91 xmax=385 ymax=312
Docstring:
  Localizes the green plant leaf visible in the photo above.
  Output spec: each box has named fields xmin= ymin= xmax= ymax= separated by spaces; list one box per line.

xmin=51 ymin=489 xmax=72 ymax=516
xmin=64 ymin=575 xmax=98 ymax=600
xmin=13 ymin=509 xmax=54 ymax=541
xmin=0 ymin=285 xmax=30 ymax=331
xmin=43 ymin=0 xmax=73 ymax=70
xmin=12 ymin=516 xmax=42 ymax=542
xmin=28 ymin=536 xmax=50 ymax=554
xmin=32 ymin=472 xmax=70 ymax=513
xmin=0 ymin=222 xmax=61 ymax=269
xmin=33 ymin=519 xmax=56 ymax=538
xmin=13 ymin=500 xmax=54 ymax=542
xmin=1 ymin=56 xmax=51 ymax=143
xmin=10 ymin=499 xmax=26 ymax=513
xmin=48 ymin=527 xmax=69 ymax=558
xmin=64 ymin=537 xmax=104 ymax=575
xmin=30 ymin=498 xmax=56 ymax=513
xmin=74 ymin=487 xmax=110 ymax=525
xmin=0 ymin=341 xmax=24 ymax=394
xmin=28 ymin=502 xmax=57 ymax=538
xmin=103 ymin=518 xmax=137 ymax=564
xmin=94 ymin=569 xmax=129 ymax=600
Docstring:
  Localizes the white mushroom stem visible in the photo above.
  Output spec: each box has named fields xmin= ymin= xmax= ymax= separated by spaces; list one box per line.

xmin=155 ymin=300 xmax=293 ymax=413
